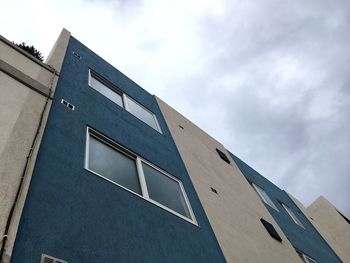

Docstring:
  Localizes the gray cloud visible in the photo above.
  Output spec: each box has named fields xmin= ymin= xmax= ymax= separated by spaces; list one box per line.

xmin=157 ymin=0 xmax=350 ymax=215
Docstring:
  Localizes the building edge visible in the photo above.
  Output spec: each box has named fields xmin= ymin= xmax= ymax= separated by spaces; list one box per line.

xmin=156 ymin=96 xmax=303 ymax=263
xmin=307 ymin=196 xmax=350 ymax=263
xmin=0 ymin=29 xmax=70 ymax=263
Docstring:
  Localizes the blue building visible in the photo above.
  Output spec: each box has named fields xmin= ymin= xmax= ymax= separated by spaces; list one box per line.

xmin=10 ymin=36 xmax=225 ymax=263
xmin=1 ymin=30 xmax=346 ymax=263
xmin=231 ymin=153 xmax=342 ymax=263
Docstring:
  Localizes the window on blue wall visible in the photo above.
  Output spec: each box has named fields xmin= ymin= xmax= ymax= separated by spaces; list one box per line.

xmin=296 ymin=250 xmax=317 ymax=263
xmin=88 ymin=70 xmax=162 ymax=133
xmin=89 ymin=71 xmax=123 ymax=107
xmin=252 ymin=183 xmax=279 ymax=211
xmin=88 ymin=136 xmax=141 ymax=194
xmin=142 ymin=162 xmax=192 ymax=219
xmin=124 ymin=95 xmax=162 ymax=132
xmin=85 ymin=127 xmax=196 ymax=224
xmin=281 ymin=203 xmax=304 ymax=228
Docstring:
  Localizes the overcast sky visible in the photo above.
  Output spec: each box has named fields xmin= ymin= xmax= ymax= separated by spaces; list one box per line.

xmin=2 ymin=0 xmax=349 ymax=216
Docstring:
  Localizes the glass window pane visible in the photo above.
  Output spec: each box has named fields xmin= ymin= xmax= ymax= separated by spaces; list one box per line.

xmin=125 ymin=96 xmax=159 ymax=131
xmin=283 ymin=204 xmax=304 ymax=227
xmin=305 ymin=256 xmax=317 ymax=263
xmin=90 ymin=75 xmax=123 ymax=107
xmin=142 ymin=162 xmax=192 ymax=219
xmin=89 ymin=136 xmax=141 ymax=194
xmin=253 ymin=184 xmax=279 ymax=211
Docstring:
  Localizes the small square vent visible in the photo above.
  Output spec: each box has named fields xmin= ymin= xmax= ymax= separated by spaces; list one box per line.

xmin=61 ymin=99 xmax=75 ymax=110
xmin=41 ymin=254 xmax=67 ymax=263
xmin=210 ymin=187 xmax=218 ymax=194
xmin=72 ymin=51 xmax=82 ymax=59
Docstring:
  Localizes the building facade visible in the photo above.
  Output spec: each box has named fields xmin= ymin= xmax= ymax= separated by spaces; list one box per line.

xmin=306 ymin=196 xmax=350 ymax=263
xmin=1 ymin=30 xmax=348 ymax=263
xmin=8 ymin=33 xmax=225 ymax=263
xmin=157 ymin=98 xmax=302 ymax=263
xmin=231 ymin=154 xmax=342 ymax=263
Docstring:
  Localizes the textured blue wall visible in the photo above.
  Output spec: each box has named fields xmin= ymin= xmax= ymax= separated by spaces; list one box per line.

xmin=230 ymin=153 xmax=341 ymax=263
xmin=11 ymin=37 xmax=225 ymax=263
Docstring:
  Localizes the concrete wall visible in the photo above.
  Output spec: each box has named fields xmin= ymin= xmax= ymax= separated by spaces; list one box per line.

xmin=307 ymin=196 xmax=350 ymax=263
xmin=0 ymin=29 xmax=70 ymax=263
xmin=156 ymin=98 xmax=301 ymax=263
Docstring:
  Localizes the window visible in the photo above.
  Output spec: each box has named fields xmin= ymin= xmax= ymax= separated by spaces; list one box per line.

xmin=281 ymin=203 xmax=304 ymax=228
xmin=252 ymin=183 xmax=279 ymax=211
xmin=85 ymin=128 xmax=196 ymax=224
xmin=124 ymin=95 xmax=161 ymax=132
xmin=88 ymin=135 xmax=141 ymax=194
xmin=296 ymin=250 xmax=317 ymax=263
xmin=216 ymin=148 xmax=230 ymax=164
xmin=89 ymin=70 xmax=123 ymax=107
xmin=303 ymin=255 xmax=317 ymax=263
xmin=142 ymin=162 xmax=191 ymax=219
xmin=260 ymin=218 xmax=282 ymax=242
xmin=41 ymin=254 xmax=67 ymax=263
xmin=88 ymin=70 xmax=162 ymax=133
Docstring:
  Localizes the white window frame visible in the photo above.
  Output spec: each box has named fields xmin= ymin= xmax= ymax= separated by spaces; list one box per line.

xmin=296 ymin=250 xmax=317 ymax=263
xmin=84 ymin=127 xmax=197 ymax=225
xmin=282 ymin=203 xmax=304 ymax=228
xmin=88 ymin=70 xmax=162 ymax=133
xmin=88 ymin=69 xmax=124 ymax=108
xmin=303 ymin=254 xmax=317 ymax=263
xmin=252 ymin=183 xmax=279 ymax=211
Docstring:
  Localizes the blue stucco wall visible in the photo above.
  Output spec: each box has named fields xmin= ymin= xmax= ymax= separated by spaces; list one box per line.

xmin=230 ymin=152 xmax=342 ymax=263
xmin=11 ymin=37 xmax=225 ymax=263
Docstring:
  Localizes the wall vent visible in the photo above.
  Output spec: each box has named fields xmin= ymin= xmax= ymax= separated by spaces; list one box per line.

xmin=210 ymin=187 xmax=218 ymax=194
xmin=41 ymin=254 xmax=67 ymax=263
xmin=61 ymin=99 xmax=75 ymax=110
xmin=72 ymin=51 xmax=82 ymax=59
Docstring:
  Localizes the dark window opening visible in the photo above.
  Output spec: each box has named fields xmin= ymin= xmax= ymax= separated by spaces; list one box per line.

xmin=260 ymin=218 xmax=282 ymax=242
xmin=216 ymin=148 xmax=230 ymax=164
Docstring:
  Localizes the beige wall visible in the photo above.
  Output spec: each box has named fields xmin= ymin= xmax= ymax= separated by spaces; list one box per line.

xmin=0 ymin=29 xmax=70 ymax=263
xmin=157 ymin=97 xmax=301 ymax=263
xmin=307 ymin=196 xmax=350 ymax=263
xmin=0 ymin=41 xmax=53 ymax=88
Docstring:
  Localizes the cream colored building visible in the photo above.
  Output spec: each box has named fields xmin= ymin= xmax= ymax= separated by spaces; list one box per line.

xmin=307 ymin=196 xmax=350 ymax=263
xmin=157 ymin=97 xmax=303 ymax=263
xmin=0 ymin=29 xmax=70 ymax=263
